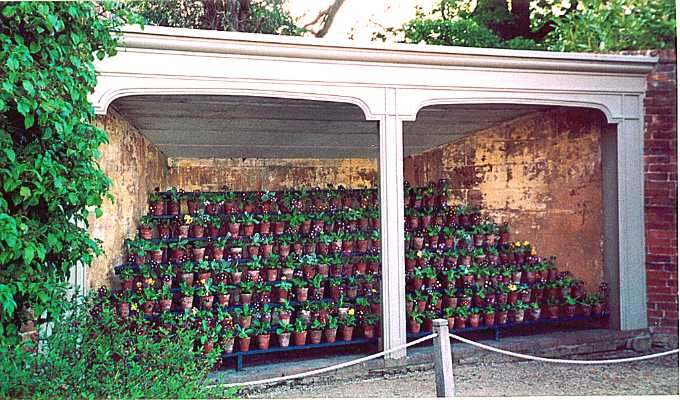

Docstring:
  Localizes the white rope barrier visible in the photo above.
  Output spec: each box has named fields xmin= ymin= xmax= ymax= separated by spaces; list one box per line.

xmin=216 ymin=333 xmax=439 ymax=388
xmin=448 ymin=332 xmax=679 ymax=364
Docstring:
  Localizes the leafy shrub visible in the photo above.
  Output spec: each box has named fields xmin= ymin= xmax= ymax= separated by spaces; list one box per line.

xmin=0 ymin=293 xmax=235 ymax=399
xmin=0 ymin=2 xmax=139 ymax=345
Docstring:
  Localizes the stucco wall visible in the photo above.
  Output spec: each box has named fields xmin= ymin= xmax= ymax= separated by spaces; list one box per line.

xmin=89 ymin=109 xmax=169 ymax=289
xmin=168 ymin=158 xmax=378 ymax=191
xmin=405 ymin=108 xmax=606 ymax=291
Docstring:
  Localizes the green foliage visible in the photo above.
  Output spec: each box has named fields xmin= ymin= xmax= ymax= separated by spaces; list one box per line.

xmin=0 ymin=2 xmax=141 ymax=345
xmin=543 ymin=0 xmax=676 ymax=52
xmin=128 ymin=0 xmax=304 ymax=35
xmin=0 ymin=294 xmax=235 ymax=399
xmin=393 ymin=0 xmax=675 ymax=51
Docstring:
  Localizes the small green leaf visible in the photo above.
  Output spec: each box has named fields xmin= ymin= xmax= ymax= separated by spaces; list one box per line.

xmin=22 ymin=81 xmax=34 ymax=95
xmin=19 ymin=187 xmax=31 ymax=199
xmin=23 ymin=246 xmax=35 ymax=264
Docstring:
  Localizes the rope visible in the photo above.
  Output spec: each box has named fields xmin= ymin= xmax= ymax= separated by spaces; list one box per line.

xmin=448 ymin=332 xmax=679 ymax=364
xmin=215 ymin=333 xmax=438 ymax=388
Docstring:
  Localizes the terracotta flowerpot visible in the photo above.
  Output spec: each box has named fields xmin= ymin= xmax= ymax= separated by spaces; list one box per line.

xmin=362 ymin=325 xmax=376 ymax=339
xmin=423 ymin=319 xmax=433 ymax=332
xmin=278 ymin=332 xmax=291 ymax=348
xmin=142 ymin=301 xmax=154 ymax=315
xmin=417 ymin=300 xmax=427 ymax=313
xmin=167 ymin=201 xmax=180 ymax=215
xmin=468 ymin=313 xmax=481 ymax=328
xmin=495 ymin=311 xmax=508 ymax=325
xmin=340 ymin=326 xmax=354 ymax=341
xmin=563 ymin=304 xmax=577 ymax=318
xmin=255 ymin=334 xmax=271 ymax=350
xmin=323 ymin=328 xmax=338 ymax=343
xmin=150 ymin=200 xmax=165 ymax=216
xmin=405 ymin=301 xmax=414 ymax=314
xmin=454 ymin=317 xmax=466 ymax=329
xmin=227 ymin=223 xmax=240 ymax=236
xmin=483 ymin=312 xmax=495 ymax=326
xmin=295 ymin=287 xmax=309 ymax=302
xmin=292 ymin=331 xmax=307 ymax=346
xmin=512 ymin=310 xmax=525 ymax=323
xmin=140 ymin=226 xmax=153 ymax=240
xmin=121 ymin=280 xmax=133 ymax=291
xmin=192 ymin=248 xmax=206 ymax=262
xmin=592 ymin=303 xmax=604 ymax=314
xmin=177 ymin=225 xmax=190 ymax=239
xmin=200 ymin=295 xmax=214 ymax=310
xmin=529 ymin=308 xmax=541 ymax=320
xmin=546 ymin=305 xmax=560 ymax=319
xmin=217 ymin=294 xmax=230 ymax=307
xmin=508 ymin=292 xmax=519 ymax=305
xmin=408 ymin=319 xmax=421 ymax=333
xmin=238 ymin=337 xmax=251 ymax=352
xmin=159 ymin=299 xmax=172 ymax=312
xmin=230 ymin=271 xmax=242 ymax=284
xmin=276 ymin=288 xmax=289 ymax=302
xmin=222 ymin=337 xmax=235 ymax=353
xmin=117 ymin=302 xmax=130 ymax=318
xmin=580 ymin=304 xmax=592 ymax=317
xmin=181 ymin=296 xmax=193 ymax=310
xmin=191 ymin=225 xmax=205 ymax=238
xmin=240 ymin=293 xmax=252 ymax=305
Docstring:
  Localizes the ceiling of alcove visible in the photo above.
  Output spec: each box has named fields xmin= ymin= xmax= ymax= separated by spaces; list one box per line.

xmin=112 ymin=95 xmax=553 ymax=159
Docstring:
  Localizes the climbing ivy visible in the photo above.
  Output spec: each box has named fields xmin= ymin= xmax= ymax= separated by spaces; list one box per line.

xmin=0 ymin=2 xmax=141 ymax=345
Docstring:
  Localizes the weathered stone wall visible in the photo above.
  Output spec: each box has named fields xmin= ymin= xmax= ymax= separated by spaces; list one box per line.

xmin=405 ymin=108 xmax=605 ymax=291
xmin=89 ymin=109 xmax=168 ymax=289
xmin=168 ymin=158 xmax=378 ymax=191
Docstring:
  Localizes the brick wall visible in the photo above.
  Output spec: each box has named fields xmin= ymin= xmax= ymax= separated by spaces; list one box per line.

xmin=90 ymin=109 xmax=169 ymax=289
xmin=639 ymin=50 xmax=678 ymax=332
xmin=168 ymin=157 xmax=378 ymax=191
xmin=405 ymin=108 xmax=606 ymax=291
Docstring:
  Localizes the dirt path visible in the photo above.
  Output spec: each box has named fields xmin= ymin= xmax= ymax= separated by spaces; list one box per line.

xmin=247 ymin=351 xmax=678 ymax=398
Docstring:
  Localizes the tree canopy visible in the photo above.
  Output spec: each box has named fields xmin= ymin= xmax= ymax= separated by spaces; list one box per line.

xmin=382 ymin=0 xmax=676 ymax=52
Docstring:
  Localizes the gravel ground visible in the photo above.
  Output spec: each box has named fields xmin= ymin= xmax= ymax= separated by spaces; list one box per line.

xmin=247 ymin=351 xmax=679 ymax=398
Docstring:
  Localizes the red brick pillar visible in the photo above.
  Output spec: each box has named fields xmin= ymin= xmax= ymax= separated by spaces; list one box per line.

xmin=641 ymin=50 xmax=678 ymax=332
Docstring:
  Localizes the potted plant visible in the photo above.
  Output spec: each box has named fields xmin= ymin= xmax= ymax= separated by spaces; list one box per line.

xmin=168 ymin=239 xmax=189 ymax=264
xmin=158 ymin=285 xmax=173 ymax=312
xmin=468 ymin=306 xmax=481 ymax=328
xmin=407 ymin=309 xmax=424 ymax=333
xmin=115 ymin=291 xmax=132 ymax=318
xmin=236 ymin=324 xmax=254 ymax=352
xmin=195 ymin=278 xmax=214 ymax=310
xmin=292 ymin=319 xmax=308 ymax=346
xmin=511 ymin=301 xmax=528 ymax=323
xmin=252 ymin=319 xmax=272 ymax=350
xmin=496 ymin=303 xmax=510 ymax=324
xmin=339 ymin=310 xmax=356 ymax=341
xmin=362 ymin=313 xmax=379 ymax=339
xmin=179 ymin=281 xmax=194 ymax=310
xmin=276 ymin=321 xmax=293 ymax=348
xmin=235 ymin=304 xmax=253 ymax=329
xmin=278 ymin=299 xmax=294 ymax=325
xmin=227 ymin=214 xmax=241 ymax=237
xmin=562 ymin=295 xmax=578 ymax=318
xmin=482 ymin=304 xmax=495 ymax=326
xmin=528 ymin=301 xmax=541 ymax=320
xmin=239 ymin=281 xmax=255 ymax=305
xmin=308 ymin=319 xmax=324 ymax=344
xmin=148 ymin=190 xmax=165 ymax=216
xmin=215 ymin=282 xmax=231 ymax=307
xmin=166 ymin=187 xmax=181 ymax=215
xmin=322 ymin=315 xmax=339 ymax=343
xmin=120 ymin=266 xmax=135 ymax=291
xmin=292 ymin=276 xmax=309 ymax=302
xmin=221 ymin=327 xmax=236 ymax=354
xmin=545 ymin=298 xmax=560 ymax=319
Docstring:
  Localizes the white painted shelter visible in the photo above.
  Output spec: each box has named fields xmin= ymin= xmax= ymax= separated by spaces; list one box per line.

xmin=90 ymin=26 xmax=657 ymax=359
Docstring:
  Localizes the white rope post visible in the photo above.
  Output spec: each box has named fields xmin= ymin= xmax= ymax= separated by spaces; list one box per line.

xmin=433 ymin=319 xmax=454 ymax=398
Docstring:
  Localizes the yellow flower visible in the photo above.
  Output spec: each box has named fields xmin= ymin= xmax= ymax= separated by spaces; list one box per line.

xmin=136 ymin=282 xmax=142 ymax=288
xmin=530 ymin=248 xmax=537 ymax=256
xmin=348 ymin=308 xmax=355 ymax=316
xmin=130 ymin=303 xmax=138 ymax=311
xmin=145 ymin=278 xmax=155 ymax=285
xmin=372 ymin=289 xmax=377 ymax=293
xmin=199 ymin=278 xmax=206 ymax=284
xmin=523 ymin=240 xmax=530 ymax=246
xmin=192 ymin=307 xmax=198 ymax=315
xmin=184 ymin=215 xmax=193 ymax=225
xmin=508 ymin=284 xmax=517 ymax=292
xmin=514 ymin=241 xmax=521 ymax=247
xmin=416 ymin=251 xmax=423 ymax=257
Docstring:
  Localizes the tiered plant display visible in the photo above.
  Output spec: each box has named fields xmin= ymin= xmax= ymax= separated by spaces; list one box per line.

xmin=108 ymin=181 xmax=607 ymax=369
xmin=114 ymin=186 xmax=382 ymax=367
xmin=403 ymin=181 xmax=608 ymax=336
